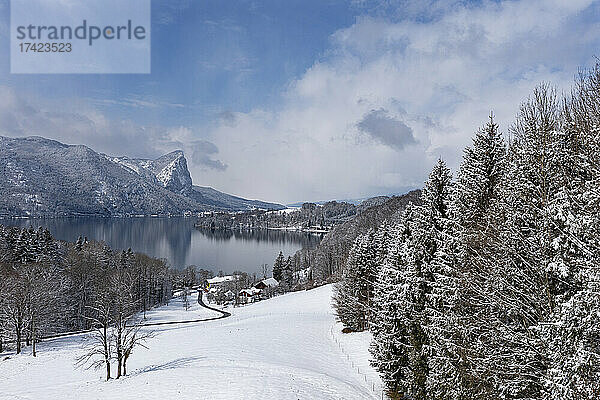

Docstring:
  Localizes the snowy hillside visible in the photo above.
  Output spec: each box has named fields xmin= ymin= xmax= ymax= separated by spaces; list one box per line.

xmin=0 ymin=285 xmax=382 ymax=400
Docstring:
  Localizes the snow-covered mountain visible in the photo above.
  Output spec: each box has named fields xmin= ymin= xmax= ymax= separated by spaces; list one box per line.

xmin=112 ymin=150 xmax=193 ymax=195
xmin=0 ymin=136 xmax=283 ymax=217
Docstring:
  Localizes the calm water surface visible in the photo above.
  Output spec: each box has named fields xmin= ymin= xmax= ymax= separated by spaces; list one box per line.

xmin=0 ymin=217 xmax=322 ymax=275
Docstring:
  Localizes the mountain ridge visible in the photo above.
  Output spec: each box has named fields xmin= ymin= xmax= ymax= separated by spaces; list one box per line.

xmin=0 ymin=135 xmax=283 ymax=217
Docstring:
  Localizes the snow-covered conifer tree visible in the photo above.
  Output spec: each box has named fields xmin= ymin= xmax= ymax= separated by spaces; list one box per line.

xmin=429 ymin=114 xmax=508 ymax=399
xmin=333 ymin=235 xmax=365 ymax=331
xmin=489 ymin=84 xmax=564 ymax=398
xmin=372 ymin=159 xmax=453 ymax=400
xmin=273 ymin=251 xmax=285 ymax=282
xmin=370 ymin=205 xmax=416 ymax=395
xmin=333 ymin=231 xmax=378 ymax=332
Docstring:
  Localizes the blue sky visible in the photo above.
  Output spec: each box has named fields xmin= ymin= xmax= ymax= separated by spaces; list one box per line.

xmin=1 ymin=1 xmax=357 ymax=126
xmin=1 ymin=0 xmax=600 ymax=203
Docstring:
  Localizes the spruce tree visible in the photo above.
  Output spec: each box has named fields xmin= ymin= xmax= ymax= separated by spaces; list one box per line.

xmin=282 ymin=256 xmax=294 ymax=289
xmin=273 ymin=251 xmax=285 ymax=282
xmin=431 ymin=114 xmax=507 ymax=399
xmin=333 ymin=236 xmax=365 ymax=331
xmin=376 ymin=159 xmax=453 ymax=400
xmin=333 ymin=231 xmax=378 ymax=330
xmin=370 ymin=205 xmax=416 ymax=395
xmin=355 ymin=230 xmax=378 ymax=330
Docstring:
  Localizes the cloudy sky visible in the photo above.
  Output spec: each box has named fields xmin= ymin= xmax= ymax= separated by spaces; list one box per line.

xmin=1 ymin=0 xmax=599 ymax=204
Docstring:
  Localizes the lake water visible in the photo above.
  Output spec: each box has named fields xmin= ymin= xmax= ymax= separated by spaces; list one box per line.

xmin=0 ymin=217 xmax=322 ymax=275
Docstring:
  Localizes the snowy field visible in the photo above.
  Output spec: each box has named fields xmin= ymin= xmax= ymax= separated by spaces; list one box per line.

xmin=0 ymin=285 xmax=383 ymax=400
xmin=137 ymin=291 xmax=221 ymax=324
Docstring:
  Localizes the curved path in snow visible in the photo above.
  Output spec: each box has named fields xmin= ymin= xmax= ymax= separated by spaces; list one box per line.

xmin=137 ymin=290 xmax=231 ymax=327
xmin=22 ymin=291 xmax=230 ymax=343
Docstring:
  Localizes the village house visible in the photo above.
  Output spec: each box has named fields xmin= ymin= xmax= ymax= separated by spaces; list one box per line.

xmin=238 ymin=287 xmax=262 ymax=304
xmin=253 ymin=277 xmax=279 ymax=290
xmin=206 ymin=275 xmax=238 ymax=291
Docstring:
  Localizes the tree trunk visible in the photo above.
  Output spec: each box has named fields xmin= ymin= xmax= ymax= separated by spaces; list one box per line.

xmin=25 ymin=322 xmax=31 ymax=346
xmin=116 ymin=323 xmax=123 ymax=379
xmin=105 ymin=359 xmax=111 ymax=381
xmin=31 ymin=317 xmax=36 ymax=357
xmin=103 ymin=324 xmax=111 ymax=380
xmin=117 ymin=355 xmax=122 ymax=378
xmin=79 ymin=286 xmax=87 ymax=330
xmin=15 ymin=320 xmax=22 ymax=354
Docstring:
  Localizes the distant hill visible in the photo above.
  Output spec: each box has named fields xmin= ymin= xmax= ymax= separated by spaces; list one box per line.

xmin=286 ymin=192 xmax=417 ymax=207
xmin=0 ymin=136 xmax=283 ymax=217
xmin=287 ymin=198 xmax=368 ymax=207
xmin=195 ymin=199 xmax=360 ymax=231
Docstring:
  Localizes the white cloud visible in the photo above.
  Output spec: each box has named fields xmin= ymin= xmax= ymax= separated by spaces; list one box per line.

xmin=193 ymin=0 xmax=600 ymax=203
xmin=0 ymin=86 xmax=226 ymax=170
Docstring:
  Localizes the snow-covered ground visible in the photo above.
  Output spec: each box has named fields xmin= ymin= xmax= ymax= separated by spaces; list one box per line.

xmin=135 ymin=292 xmax=221 ymax=324
xmin=0 ymin=285 xmax=383 ymax=400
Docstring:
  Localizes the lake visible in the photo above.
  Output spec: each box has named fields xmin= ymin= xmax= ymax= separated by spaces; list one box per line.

xmin=0 ymin=217 xmax=322 ymax=275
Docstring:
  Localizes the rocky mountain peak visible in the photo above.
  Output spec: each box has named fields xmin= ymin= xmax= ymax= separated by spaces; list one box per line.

xmin=153 ymin=151 xmax=193 ymax=195
xmin=112 ymin=150 xmax=193 ymax=195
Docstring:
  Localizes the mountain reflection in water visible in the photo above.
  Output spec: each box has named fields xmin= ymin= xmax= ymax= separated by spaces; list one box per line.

xmin=0 ymin=217 xmax=322 ymax=274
